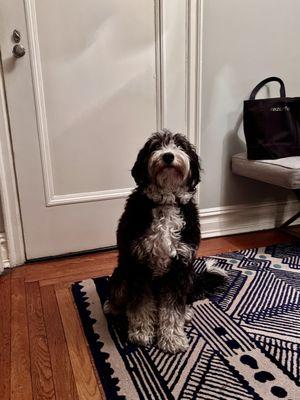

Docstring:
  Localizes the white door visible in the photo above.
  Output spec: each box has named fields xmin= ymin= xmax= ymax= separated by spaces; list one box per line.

xmin=0 ymin=0 xmax=197 ymax=259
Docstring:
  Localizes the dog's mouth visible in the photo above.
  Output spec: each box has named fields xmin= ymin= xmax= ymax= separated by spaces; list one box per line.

xmin=156 ymin=164 xmax=183 ymax=175
xmin=153 ymin=164 xmax=187 ymax=189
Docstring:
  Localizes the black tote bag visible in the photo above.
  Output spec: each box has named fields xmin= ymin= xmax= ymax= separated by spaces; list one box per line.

xmin=243 ymin=77 xmax=300 ymax=160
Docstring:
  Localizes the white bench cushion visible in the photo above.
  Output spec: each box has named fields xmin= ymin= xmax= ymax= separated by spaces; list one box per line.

xmin=232 ymin=153 xmax=300 ymax=190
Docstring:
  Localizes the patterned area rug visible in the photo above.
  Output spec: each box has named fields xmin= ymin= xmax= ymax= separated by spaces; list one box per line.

xmin=72 ymin=244 xmax=300 ymax=399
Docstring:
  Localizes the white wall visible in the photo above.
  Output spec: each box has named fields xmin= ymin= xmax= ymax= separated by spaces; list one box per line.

xmin=200 ymin=0 xmax=299 ymax=210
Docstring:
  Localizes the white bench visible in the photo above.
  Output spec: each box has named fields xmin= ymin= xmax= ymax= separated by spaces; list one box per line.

xmin=232 ymin=152 xmax=300 ymax=230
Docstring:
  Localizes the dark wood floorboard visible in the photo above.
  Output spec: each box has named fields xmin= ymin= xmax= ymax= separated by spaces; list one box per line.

xmin=40 ymin=285 xmax=79 ymax=400
xmin=0 ymin=274 xmax=11 ymax=400
xmin=0 ymin=229 xmax=297 ymax=399
xmin=55 ymin=286 xmax=102 ymax=400
xmin=26 ymin=282 xmax=56 ymax=400
xmin=11 ymin=278 xmax=33 ymax=400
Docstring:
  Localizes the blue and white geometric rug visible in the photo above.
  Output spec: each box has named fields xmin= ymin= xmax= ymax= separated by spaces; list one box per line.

xmin=72 ymin=244 xmax=300 ymax=399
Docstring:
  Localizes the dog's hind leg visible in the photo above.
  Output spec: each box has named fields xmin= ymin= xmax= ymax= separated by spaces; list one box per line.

xmin=184 ymin=305 xmax=194 ymax=324
xmin=104 ymin=267 xmax=128 ymax=315
xmin=127 ymin=291 xmax=157 ymax=347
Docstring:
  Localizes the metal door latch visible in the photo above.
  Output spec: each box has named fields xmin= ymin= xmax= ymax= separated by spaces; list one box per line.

xmin=12 ymin=29 xmax=26 ymax=58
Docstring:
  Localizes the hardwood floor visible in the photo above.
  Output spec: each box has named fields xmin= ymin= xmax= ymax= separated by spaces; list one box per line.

xmin=0 ymin=229 xmax=296 ymax=400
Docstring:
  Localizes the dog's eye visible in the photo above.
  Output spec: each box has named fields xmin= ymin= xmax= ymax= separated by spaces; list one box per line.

xmin=149 ymin=141 xmax=161 ymax=152
xmin=174 ymin=137 xmax=188 ymax=152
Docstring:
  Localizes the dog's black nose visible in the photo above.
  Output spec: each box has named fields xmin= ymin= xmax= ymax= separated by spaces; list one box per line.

xmin=162 ymin=152 xmax=174 ymax=165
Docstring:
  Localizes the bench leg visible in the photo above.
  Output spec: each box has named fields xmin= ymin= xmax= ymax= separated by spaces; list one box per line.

xmin=294 ymin=189 xmax=300 ymax=200
xmin=280 ymin=210 xmax=300 ymax=228
xmin=278 ymin=189 xmax=300 ymax=238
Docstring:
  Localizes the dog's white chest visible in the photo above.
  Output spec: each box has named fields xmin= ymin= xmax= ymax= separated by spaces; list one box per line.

xmin=142 ymin=205 xmax=187 ymax=276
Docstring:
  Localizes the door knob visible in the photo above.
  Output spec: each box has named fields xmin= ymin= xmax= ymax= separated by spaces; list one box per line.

xmin=12 ymin=44 xmax=26 ymax=58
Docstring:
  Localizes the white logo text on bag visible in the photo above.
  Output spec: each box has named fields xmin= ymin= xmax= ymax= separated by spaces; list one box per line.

xmin=270 ymin=106 xmax=290 ymax=112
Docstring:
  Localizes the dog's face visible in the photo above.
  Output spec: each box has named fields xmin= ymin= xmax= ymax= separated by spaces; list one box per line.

xmin=132 ymin=131 xmax=200 ymax=191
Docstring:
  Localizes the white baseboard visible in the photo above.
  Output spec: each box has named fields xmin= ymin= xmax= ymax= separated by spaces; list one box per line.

xmin=0 ymin=200 xmax=297 ymax=271
xmin=0 ymin=232 xmax=10 ymax=273
xmin=200 ymin=200 xmax=299 ymax=238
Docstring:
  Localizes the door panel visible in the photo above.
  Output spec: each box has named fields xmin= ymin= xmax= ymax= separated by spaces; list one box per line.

xmin=36 ymin=0 xmax=157 ymax=195
xmin=1 ymin=0 xmax=193 ymax=259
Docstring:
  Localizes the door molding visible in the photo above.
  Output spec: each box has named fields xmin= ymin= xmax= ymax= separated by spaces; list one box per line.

xmin=185 ymin=0 xmax=202 ymax=151
xmin=154 ymin=0 xmax=164 ymax=131
xmin=49 ymin=188 xmax=133 ymax=207
xmin=24 ymin=0 xmax=57 ymax=206
xmin=24 ymin=0 xmax=203 ymax=207
xmin=0 ymin=61 xmax=25 ymax=266
xmin=24 ymin=0 xmax=167 ymax=207
xmin=185 ymin=0 xmax=203 ymax=205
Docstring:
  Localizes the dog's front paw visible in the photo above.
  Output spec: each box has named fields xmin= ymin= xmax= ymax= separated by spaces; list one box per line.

xmin=128 ymin=329 xmax=155 ymax=347
xmin=157 ymin=331 xmax=189 ymax=353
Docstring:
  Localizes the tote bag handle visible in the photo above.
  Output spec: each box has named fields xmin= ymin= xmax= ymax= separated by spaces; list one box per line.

xmin=249 ymin=76 xmax=286 ymax=100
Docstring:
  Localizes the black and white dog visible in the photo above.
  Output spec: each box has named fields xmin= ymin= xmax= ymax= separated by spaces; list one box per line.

xmin=104 ymin=130 xmax=225 ymax=353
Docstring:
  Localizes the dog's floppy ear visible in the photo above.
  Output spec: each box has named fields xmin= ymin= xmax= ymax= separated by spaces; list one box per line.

xmin=131 ymin=139 xmax=151 ymax=187
xmin=188 ymin=147 xmax=201 ymax=190
xmin=174 ymin=133 xmax=201 ymax=191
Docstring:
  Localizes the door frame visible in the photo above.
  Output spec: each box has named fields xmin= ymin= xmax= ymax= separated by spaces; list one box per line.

xmin=0 ymin=58 xmax=25 ymax=267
